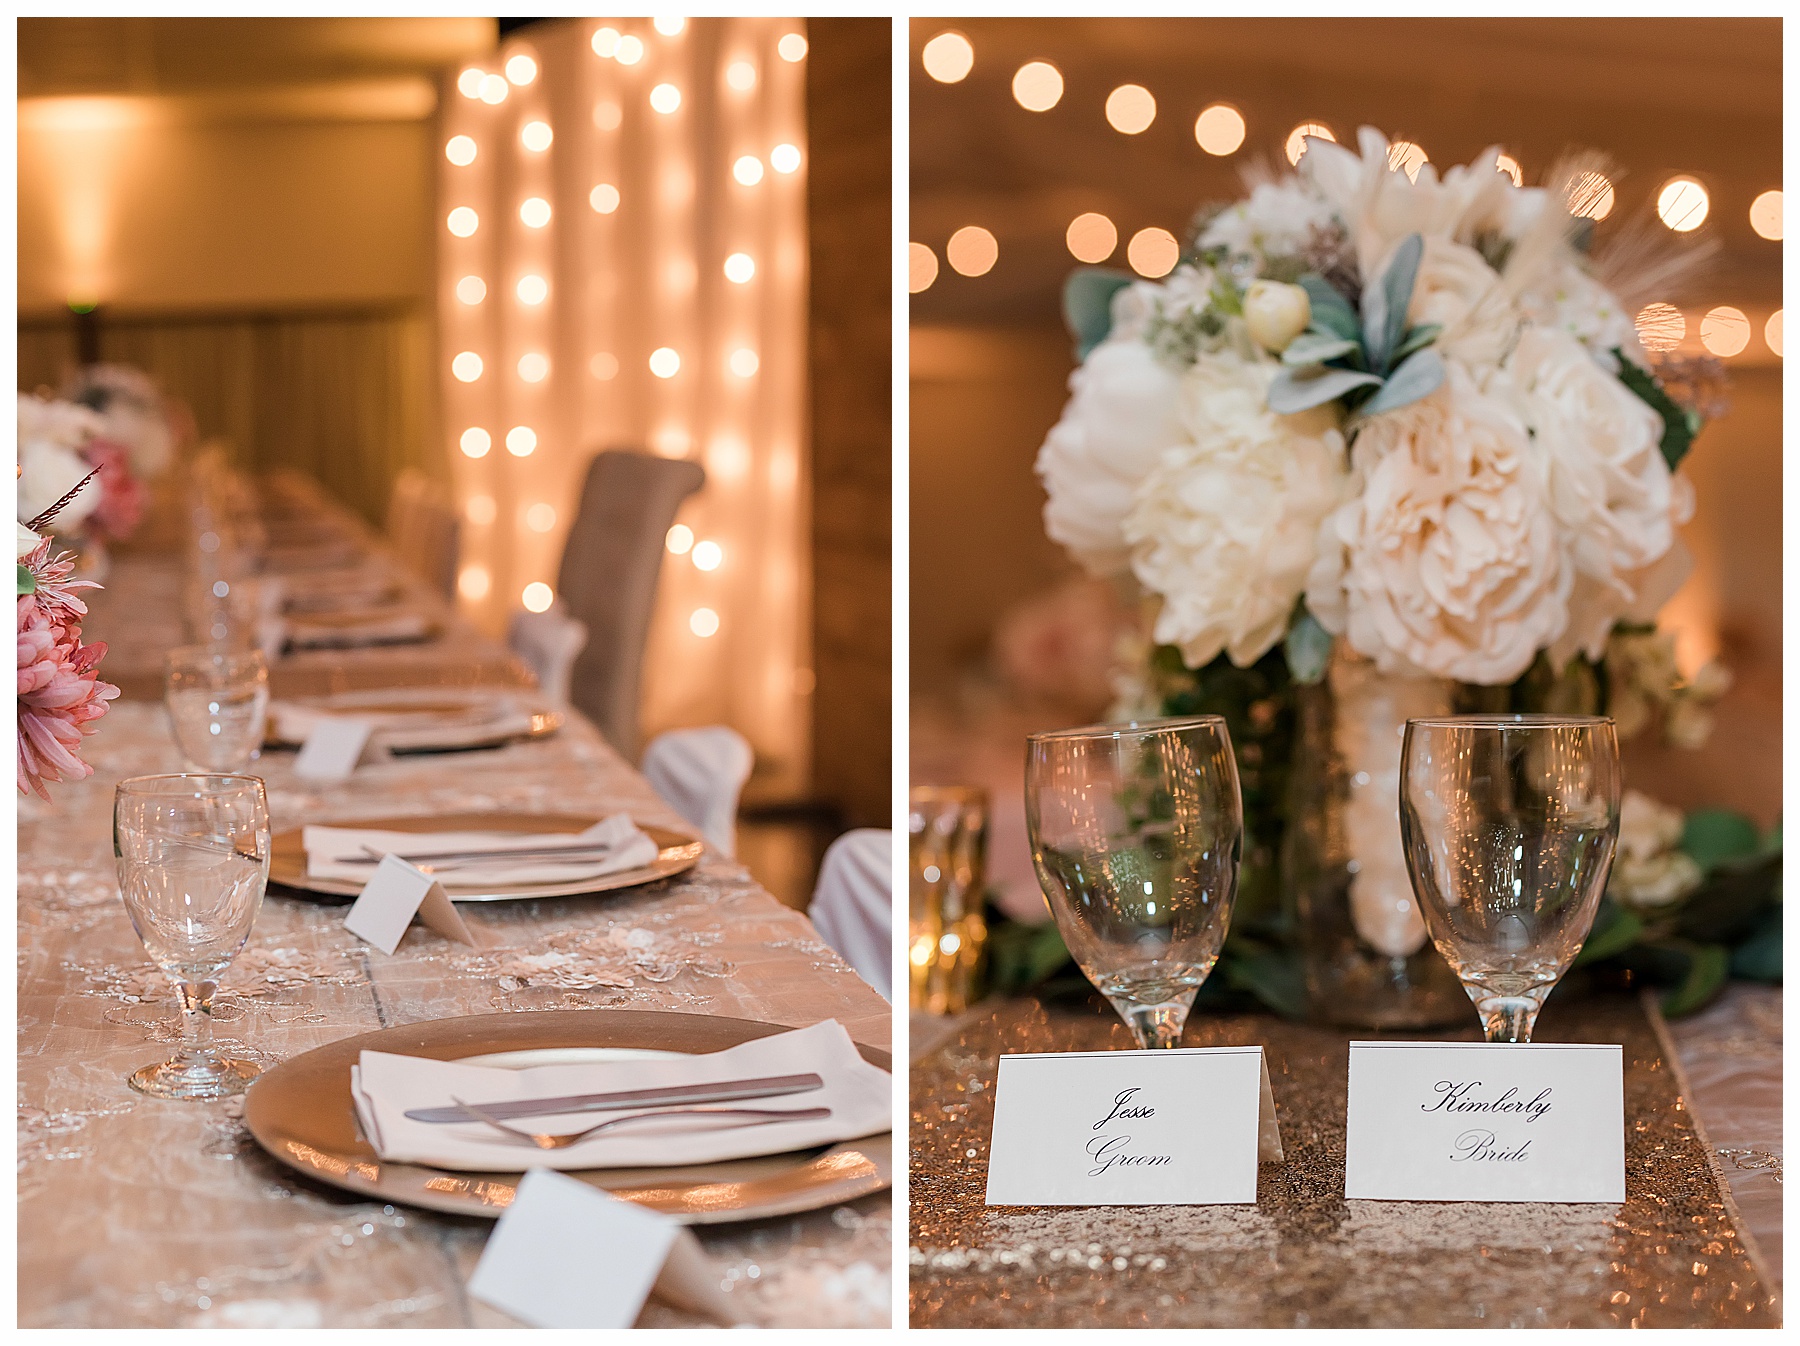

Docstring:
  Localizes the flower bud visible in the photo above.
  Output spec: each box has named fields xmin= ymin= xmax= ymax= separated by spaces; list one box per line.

xmin=1243 ymin=280 xmax=1312 ymax=353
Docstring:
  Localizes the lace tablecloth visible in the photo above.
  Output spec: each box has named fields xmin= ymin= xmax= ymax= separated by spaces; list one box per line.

xmin=20 ymin=704 xmax=891 ymax=1327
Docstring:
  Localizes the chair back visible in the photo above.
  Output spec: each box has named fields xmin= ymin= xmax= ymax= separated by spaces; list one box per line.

xmin=507 ymin=603 xmax=590 ymax=706
xmin=808 ymin=829 xmax=895 ymax=1001
xmin=556 ymin=449 xmax=705 ymax=758
xmin=642 ymin=726 xmax=755 ymax=857
xmin=386 ymin=468 xmax=459 ymax=600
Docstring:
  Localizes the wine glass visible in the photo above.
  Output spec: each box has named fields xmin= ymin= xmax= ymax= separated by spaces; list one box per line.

xmin=164 ymin=645 xmax=269 ymax=771
xmin=1025 ymin=717 xmax=1242 ymax=1049
xmin=114 ymin=774 xmax=271 ymax=1099
xmin=1399 ymin=715 xmax=1621 ymax=1043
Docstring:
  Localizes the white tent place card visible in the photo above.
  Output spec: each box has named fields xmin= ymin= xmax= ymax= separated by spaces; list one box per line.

xmin=291 ymin=715 xmax=375 ymax=783
xmin=343 ymin=853 xmax=477 ymax=954
xmin=468 ymin=1169 xmax=739 ymax=1328
xmin=1344 ymin=1041 xmax=1626 ymax=1202
xmin=985 ymin=1046 xmax=1282 ymax=1207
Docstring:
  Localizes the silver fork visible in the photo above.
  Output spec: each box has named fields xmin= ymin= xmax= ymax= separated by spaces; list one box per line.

xmin=448 ymin=1097 xmax=832 ymax=1150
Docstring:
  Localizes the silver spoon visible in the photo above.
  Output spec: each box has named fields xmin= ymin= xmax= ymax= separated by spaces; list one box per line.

xmin=448 ymin=1097 xmax=832 ymax=1150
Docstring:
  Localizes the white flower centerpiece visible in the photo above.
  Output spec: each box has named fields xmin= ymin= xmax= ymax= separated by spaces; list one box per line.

xmin=1037 ymin=128 xmax=1728 ymax=1025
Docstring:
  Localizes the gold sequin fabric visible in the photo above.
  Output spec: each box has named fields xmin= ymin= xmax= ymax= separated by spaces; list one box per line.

xmin=910 ymin=995 xmax=1778 ymax=1328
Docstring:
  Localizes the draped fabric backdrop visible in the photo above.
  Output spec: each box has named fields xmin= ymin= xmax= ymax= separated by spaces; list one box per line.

xmin=439 ymin=16 xmax=811 ymax=797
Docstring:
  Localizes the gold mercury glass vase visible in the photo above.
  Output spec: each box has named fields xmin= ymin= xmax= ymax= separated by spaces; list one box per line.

xmin=908 ymin=785 xmax=989 ymax=1014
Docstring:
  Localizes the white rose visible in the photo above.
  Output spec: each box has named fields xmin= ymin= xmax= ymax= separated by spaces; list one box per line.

xmin=1511 ymin=328 xmax=1689 ymax=664
xmin=18 ymin=393 xmax=105 ymax=529
xmin=1612 ymin=790 xmax=1702 ymax=911
xmin=1124 ymin=354 xmax=1350 ymax=667
xmin=1407 ymin=236 xmax=1518 ymax=369
xmin=1036 ymin=336 xmax=1186 ymax=576
xmin=1307 ymin=363 xmax=1571 ymax=684
xmin=1243 ymin=280 xmax=1311 ymax=353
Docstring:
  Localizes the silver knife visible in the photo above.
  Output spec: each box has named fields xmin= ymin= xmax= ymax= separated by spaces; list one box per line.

xmin=402 ymin=1071 xmax=824 ymax=1124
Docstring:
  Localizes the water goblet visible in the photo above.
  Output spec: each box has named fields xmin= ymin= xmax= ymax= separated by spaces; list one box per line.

xmin=113 ymin=774 xmax=271 ymax=1099
xmin=164 ymin=645 xmax=269 ymax=771
xmin=1399 ymin=715 xmax=1621 ymax=1043
xmin=1025 ymin=716 xmax=1242 ymax=1049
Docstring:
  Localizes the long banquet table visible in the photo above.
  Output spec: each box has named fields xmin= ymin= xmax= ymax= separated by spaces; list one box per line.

xmin=19 ymin=484 xmax=892 ymax=1329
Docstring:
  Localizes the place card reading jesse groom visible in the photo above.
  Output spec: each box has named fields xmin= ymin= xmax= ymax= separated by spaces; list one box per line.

xmin=985 ymin=1047 xmax=1282 ymax=1207
xmin=1345 ymin=1042 xmax=1625 ymax=1203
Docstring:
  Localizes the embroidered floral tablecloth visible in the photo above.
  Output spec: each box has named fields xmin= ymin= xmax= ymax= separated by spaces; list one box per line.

xmin=20 ymin=643 xmax=890 ymax=1327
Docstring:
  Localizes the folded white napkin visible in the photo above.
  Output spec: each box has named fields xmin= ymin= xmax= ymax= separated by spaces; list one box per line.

xmin=285 ymin=609 xmax=433 ymax=649
xmin=271 ymin=693 xmax=531 ymax=749
xmin=304 ymin=814 xmax=660 ymax=886
xmin=350 ymin=1019 xmax=891 ymax=1171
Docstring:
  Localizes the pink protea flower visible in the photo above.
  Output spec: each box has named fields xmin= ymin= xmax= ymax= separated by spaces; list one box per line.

xmin=17 ymin=541 xmax=119 ymax=799
xmin=80 ymin=438 xmax=148 ymax=542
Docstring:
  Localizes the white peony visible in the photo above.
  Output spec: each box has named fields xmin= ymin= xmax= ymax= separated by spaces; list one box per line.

xmin=1036 ymin=335 xmax=1186 ymax=576
xmin=17 ymin=394 xmax=104 ymax=529
xmin=1307 ymin=363 xmax=1571 ymax=684
xmin=1124 ymin=354 xmax=1350 ymax=667
xmin=1197 ymin=177 xmax=1342 ymax=274
xmin=1301 ymin=127 xmax=1520 ymax=284
xmin=1510 ymin=327 xmax=1689 ymax=664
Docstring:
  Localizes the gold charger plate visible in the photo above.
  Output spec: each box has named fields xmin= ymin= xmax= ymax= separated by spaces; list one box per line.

xmin=264 ymin=688 xmax=563 ymax=752
xmin=270 ymin=811 xmax=704 ymax=902
xmin=243 ymin=1009 xmax=893 ymax=1223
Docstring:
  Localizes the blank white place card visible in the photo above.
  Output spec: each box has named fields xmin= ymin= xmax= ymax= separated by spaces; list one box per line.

xmin=343 ymin=853 xmax=477 ymax=954
xmin=985 ymin=1047 xmax=1282 ymax=1207
xmin=1344 ymin=1042 xmax=1625 ymax=1203
xmin=292 ymin=715 xmax=375 ymax=783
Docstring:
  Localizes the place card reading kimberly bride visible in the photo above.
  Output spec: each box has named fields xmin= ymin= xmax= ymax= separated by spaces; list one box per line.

xmin=984 ymin=1047 xmax=1281 ymax=1206
xmin=1344 ymin=1042 xmax=1625 ymax=1202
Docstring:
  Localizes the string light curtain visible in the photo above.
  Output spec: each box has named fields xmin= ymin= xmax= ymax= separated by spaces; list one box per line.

xmin=438 ymin=17 xmax=811 ymax=794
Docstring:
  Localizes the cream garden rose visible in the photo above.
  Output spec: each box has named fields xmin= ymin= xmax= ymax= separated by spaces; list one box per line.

xmin=1307 ymin=364 xmax=1571 ymax=683
xmin=1125 ymin=354 xmax=1349 ymax=668
xmin=1243 ymin=280 xmax=1311 ymax=353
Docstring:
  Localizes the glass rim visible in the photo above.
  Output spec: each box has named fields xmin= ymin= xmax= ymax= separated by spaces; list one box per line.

xmin=115 ymin=772 xmax=268 ymax=796
xmin=1026 ymin=713 xmax=1227 ymax=744
xmin=1405 ymin=713 xmax=1614 ymax=729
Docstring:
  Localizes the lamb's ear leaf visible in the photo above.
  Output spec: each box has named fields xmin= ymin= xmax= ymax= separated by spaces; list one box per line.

xmin=1359 ymin=348 xmax=1444 ymax=416
xmin=17 ymin=563 xmax=36 ymax=597
xmin=1280 ymin=332 xmax=1361 ymax=367
xmin=1361 ymin=232 xmax=1423 ymax=373
xmin=1284 ymin=609 xmax=1334 ymax=685
xmin=1297 ymin=273 xmax=1360 ymax=341
xmin=1390 ymin=322 xmax=1442 ymax=365
xmin=1062 ymin=268 xmax=1135 ymax=360
xmin=1267 ymin=365 xmax=1383 ymax=414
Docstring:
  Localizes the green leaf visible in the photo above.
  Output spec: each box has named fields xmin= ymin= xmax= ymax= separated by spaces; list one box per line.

xmin=1063 ymin=268 xmax=1135 ymax=360
xmin=1222 ymin=943 xmax=1307 ymax=1019
xmin=1729 ymin=907 xmax=1781 ymax=982
xmin=1280 ymin=332 xmax=1361 ymax=367
xmin=1359 ymin=348 xmax=1444 ymax=416
xmin=1613 ymin=351 xmax=1699 ymax=470
xmin=1268 ymin=365 xmax=1383 ymax=414
xmin=1660 ymin=942 xmax=1730 ymax=1017
xmin=1361 ymin=233 xmax=1423 ymax=373
xmin=1284 ymin=609 xmax=1334 ymax=685
xmin=1574 ymin=899 xmax=1642 ymax=966
xmin=1209 ymin=275 xmax=1244 ymax=317
xmin=1674 ymin=852 xmax=1781 ymax=945
xmin=1390 ymin=322 xmax=1442 ymax=365
xmin=17 ymin=563 xmax=36 ymax=596
xmin=1297 ymin=273 xmax=1360 ymax=342
xmin=1680 ymin=808 xmax=1761 ymax=872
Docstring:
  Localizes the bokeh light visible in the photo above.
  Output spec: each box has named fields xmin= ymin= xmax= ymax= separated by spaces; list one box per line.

xmin=1128 ymin=227 xmax=1179 ymax=278
xmin=1105 ymin=84 xmax=1156 ymax=135
xmin=946 ymin=226 xmax=998 ymax=277
xmin=922 ymin=31 xmax=974 ymax=83
xmin=1066 ymin=212 xmax=1118 ymax=263
xmin=1193 ymin=104 xmax=1246 ymax=155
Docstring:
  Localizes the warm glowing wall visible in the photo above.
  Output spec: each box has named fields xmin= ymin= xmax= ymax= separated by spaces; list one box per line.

xmin=439 ymin=17 xmax=811 ymax=794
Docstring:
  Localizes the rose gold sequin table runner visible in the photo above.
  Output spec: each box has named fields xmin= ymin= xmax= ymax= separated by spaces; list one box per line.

xmin=909 ymin=995 xmax=1776 ymax=1328
xmin=21 ymin=705 xmax=891 ymax=1326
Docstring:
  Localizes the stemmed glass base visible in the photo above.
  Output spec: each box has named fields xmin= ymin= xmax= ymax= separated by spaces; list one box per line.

xmin=1102 ymin=989 xmax=1199 ymax=1049
xmin=1464 ymin=985 xmax=1553 ymax=1044
xmin=129 ymin=1053 xmax=261 ymax=1100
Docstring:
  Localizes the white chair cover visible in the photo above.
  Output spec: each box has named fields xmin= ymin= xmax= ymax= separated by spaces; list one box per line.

xmin=641 ymin=726 xmax=755 ymax=858
xmin=507 ymin=603 xmax=590 ymax=706
xmin=808 ymin=829 xmax=893 ymax=1002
